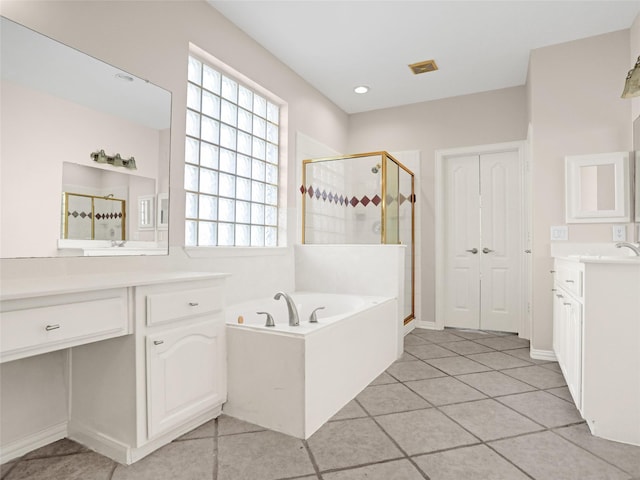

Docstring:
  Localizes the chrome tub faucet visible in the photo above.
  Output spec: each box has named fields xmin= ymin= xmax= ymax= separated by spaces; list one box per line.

xmin=274 ymin=292 xmax=300 ymax=326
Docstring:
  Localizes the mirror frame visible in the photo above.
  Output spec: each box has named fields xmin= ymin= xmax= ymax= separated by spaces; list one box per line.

xmin=635 ymin=153 xmax=639 ymax=223
xmin=565 ymin=152 xmax=630 ymax=223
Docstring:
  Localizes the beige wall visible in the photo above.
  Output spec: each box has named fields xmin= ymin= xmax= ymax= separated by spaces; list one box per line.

xmin=0 ymin=0 xmax=349 ymax=301
xmin=529 ymin=30 xmax=631 ymax=351
xmin=348 ymin=87 xmax=528 ymax=324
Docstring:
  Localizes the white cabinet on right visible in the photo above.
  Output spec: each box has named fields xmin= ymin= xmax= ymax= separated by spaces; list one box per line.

xmin=553 ymin=257 xmax=640 ymax=446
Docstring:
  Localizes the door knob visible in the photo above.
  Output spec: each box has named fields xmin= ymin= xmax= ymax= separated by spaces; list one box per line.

xmin=482 ymin=247 xmax=494 ymax=254
xmin=465 ymin=248 xmax=478 ymax=254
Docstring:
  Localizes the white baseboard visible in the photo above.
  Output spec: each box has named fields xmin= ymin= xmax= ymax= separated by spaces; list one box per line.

xmin=68 ymin=420 xmax=132 ymax=465
xmin=417 ymin=320 xmax=438 ymax=330
xmin=0 ymin=422 xmax=67 ymax=464
xmin=403 ymin=320 xmax=416 ymax=335
xmin=530 ymin=348 xmax=557 ymax=361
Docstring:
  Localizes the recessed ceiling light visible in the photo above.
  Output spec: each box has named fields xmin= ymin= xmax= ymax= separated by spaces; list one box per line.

xmin=354 ymin=85 xmax=369 ymax=94
xmin=115 ymin=73 xmax=134 ymax=82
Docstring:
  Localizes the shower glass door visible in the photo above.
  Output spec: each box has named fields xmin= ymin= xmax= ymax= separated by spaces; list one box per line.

xmin=302 ymin=151 xmax=415 ymax=323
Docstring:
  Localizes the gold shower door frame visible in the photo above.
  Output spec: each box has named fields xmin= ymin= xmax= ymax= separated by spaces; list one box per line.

xmin=62 ymin=192 xmax=127 ymax=241
xmin=302 ymin=151 xmax=415 ymax=324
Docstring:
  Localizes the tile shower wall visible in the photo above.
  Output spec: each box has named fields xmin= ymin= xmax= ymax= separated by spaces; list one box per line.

xmin=303 ymin=155 xmax=383 ymax=244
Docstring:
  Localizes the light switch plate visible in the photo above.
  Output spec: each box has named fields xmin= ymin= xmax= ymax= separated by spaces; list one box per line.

xmin=550 ymin=226 xmax=568 ymax=241
xmin=612 ymin=225 xmax=627 ymax=242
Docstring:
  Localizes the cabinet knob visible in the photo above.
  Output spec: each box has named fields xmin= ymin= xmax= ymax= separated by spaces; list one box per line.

xmin=565 ymin=280 xmax=574 ymax=283
xmin=153 ymin=340 xmax=164 ymax=346
xmin=563 ymin=303 xmax=571 ymax=306
xmin=556 ymin=294 xmax=563 ymax=298
xmin=551 ymin=288 xmax=557 ymax=292
xmin=482 ymin=247 xmax=494 ymax=254
xmin=550 ymin=270 xmax=556 ymax=274
xmin=188 ymin=302 xmax=199 ymax=307
xmin=45 ymin=324 xmax=60 ymax=331
xmin=465 ymin=248 xmax=478 ymax=254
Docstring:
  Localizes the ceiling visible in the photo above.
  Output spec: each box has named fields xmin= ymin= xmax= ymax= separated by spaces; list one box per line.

xmin=209 ymin=1 xmax=640 ymax=114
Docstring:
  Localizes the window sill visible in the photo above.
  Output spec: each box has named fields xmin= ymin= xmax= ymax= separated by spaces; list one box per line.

xmin=183 ymin=246 xmax=291 ymax=259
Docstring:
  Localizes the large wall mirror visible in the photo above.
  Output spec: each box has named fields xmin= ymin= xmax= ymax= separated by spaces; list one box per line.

xmin=633 ymin=116 xmax=640 ymax=224
xmin=565 ymin=152 xmax=630 ymax=223
xmin=0 ymin=16 xmax=171 ymax=258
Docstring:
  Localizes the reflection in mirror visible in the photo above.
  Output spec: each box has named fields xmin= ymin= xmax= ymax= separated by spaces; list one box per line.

xmin=63 ymin=193 xmax=126 ymax=240
xmin=157 ymin=194 xmax=169 ymax=231
xmin=579 ymin=164 xmax=616 ymax=212
xmin=138 ymin=196 xmax=155 ymax=230
xmin=58 ymin=163 xmax=165 ymax=254
xmin=0 ymin=16 xmax=171 ymax=258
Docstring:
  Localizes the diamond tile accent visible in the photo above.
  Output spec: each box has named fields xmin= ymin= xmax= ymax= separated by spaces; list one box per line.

xmin=371 ymin=194 xmax=381 ymax=206
xmin=349 ymin=196 xmax=359 ymax=207
xmin=360 ymin=195 xmax=370 ymax=206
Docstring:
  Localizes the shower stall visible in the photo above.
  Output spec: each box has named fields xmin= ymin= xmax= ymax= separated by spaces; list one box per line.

xmin=301 ymin=151 xmax=415 ymax=323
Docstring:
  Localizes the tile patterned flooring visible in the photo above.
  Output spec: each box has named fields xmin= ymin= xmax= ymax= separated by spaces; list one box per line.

xmin=2 ymin=327 xmax=640 ymax=480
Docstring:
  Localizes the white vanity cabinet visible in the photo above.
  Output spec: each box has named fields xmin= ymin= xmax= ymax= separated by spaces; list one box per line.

xmin=552 ymin=260 xmax=584 ymax=410
xmin=552 ymin=257 xmax=640 ymax=446
xmin=140 ymin=282 xmax=227 ymax=439
xmin=0 ymin=272 xmax=228 ymax=465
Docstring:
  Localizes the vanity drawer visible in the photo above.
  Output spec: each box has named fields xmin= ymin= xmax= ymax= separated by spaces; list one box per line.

xmin=1 ymin=295 xmax=128 ymax=362
xmin=146 ymin=286 xmax=223 ymax=326
xmin=556 ymin=264 xmax=583 ymax=298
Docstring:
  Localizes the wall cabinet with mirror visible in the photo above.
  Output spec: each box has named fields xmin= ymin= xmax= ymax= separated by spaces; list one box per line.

xmin=565 ymin=152 xmax=631 ymax=224
xmin=0 ymin=16 xmax=171 ymax=258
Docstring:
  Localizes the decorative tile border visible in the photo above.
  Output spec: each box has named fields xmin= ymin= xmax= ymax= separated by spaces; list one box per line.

xmin=301 ymin=185 xmax=414 ymax=207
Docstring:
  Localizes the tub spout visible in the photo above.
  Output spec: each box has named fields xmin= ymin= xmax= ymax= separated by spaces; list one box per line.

xmin=274 ymin=292 xmax=300 ymax=326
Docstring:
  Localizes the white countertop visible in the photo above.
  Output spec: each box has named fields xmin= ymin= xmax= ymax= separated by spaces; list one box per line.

xmin=555 ymin=255 xmax=640 ymax=265
xmin=0 ymin=271 xmax=229 ymax=301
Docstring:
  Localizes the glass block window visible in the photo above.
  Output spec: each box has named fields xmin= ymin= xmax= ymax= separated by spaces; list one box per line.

xmin=185 ymin=55 xmax=280 ymax=247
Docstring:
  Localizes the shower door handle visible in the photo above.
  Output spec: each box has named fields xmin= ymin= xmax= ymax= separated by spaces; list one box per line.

xmin=482 ymin=247 xmax=494 ymax=254
xmin=465 ymin=248 xmax=478 ymax=254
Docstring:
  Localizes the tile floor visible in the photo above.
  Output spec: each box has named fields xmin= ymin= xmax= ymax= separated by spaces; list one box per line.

xmin=2 ymin=327 xmax=640 ymax=480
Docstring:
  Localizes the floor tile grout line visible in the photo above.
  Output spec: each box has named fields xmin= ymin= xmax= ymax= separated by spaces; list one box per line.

xmin=0 ymin=461 xmax=18 ymax=480
xmin=401 ymin=335 xmax=623 ymax=479
xmin=547 ymin=427 xmax=638 ymax=477
xmin=301 ymin=439 xmax=323 ymax=480
xmin=352 ymin=397 xmax=432 ymax=480
xmin=212 ymin=417 xmax=219 ymax=480
xmin=389 ymin=346 xmax=583 ymax=479
xmin=451 ymin=363 xmax=564 ymax=395
xmin=108 ymin=461 xmax=118 ymax=480
xmin=482 ymin=440 xmax=538 ymax=479
xmin=360 ymin=358 xmax=570 ymax=479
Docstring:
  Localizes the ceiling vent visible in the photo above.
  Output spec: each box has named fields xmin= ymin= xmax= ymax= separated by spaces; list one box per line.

xmin=409 ymin=60 xmax=438 ymax=75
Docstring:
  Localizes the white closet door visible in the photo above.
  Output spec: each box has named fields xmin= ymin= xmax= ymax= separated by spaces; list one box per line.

xmin=479 ymin=151 xmax=521 ymax=332
xmin=444 ymin=155 xmax=481 ymax=329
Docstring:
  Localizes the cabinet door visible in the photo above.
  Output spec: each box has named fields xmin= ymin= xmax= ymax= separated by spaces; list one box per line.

xmin=552 ymin=290 xmax=568 ymax=366
xmin=566 ymin=300 xmax=583 ymax=410
xmin=146 ymin=318 xmax=226 ymax=438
